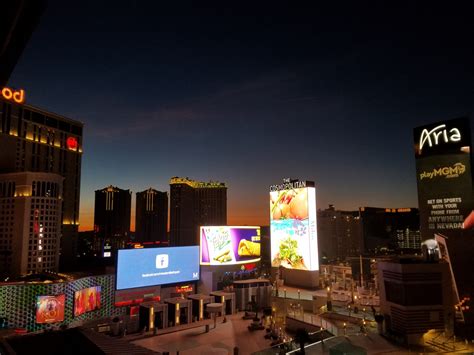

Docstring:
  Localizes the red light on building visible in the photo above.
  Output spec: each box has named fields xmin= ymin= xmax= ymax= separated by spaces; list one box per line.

xmin=176 ymin=285 xmax=193 ymax=293
xmin=242 ymin=263 xmax=257 ymax=271
xmin=129 ymin=306 xmax=140 ymax=316
xmin=66 ymin=137 xmax=78 ymax=150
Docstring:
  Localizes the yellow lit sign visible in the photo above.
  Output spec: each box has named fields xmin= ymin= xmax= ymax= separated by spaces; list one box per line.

xmin=397 ymin=208 xmax=412 ymax=213
xmin=1 ymin=87 xmax=25 ymax=104
xmin=419 ymin=163 xmax=466 ymax=180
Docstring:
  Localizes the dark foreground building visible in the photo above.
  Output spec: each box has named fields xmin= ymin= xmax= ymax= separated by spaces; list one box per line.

xmin=378 ymin=256 xmax=454 ymax=345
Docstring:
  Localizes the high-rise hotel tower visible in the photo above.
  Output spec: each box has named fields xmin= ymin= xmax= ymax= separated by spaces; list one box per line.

xmin=169 ymin=177 xmax=227 ymax=246
xmin=0 ymin=93 xmax=83 ymax=271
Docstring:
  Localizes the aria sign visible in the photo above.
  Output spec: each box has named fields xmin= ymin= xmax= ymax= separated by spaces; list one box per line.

xmin=1 ymin=87 xmax=25 ymax=104
xmin=419 ymin=124 xmax=461 ymax=153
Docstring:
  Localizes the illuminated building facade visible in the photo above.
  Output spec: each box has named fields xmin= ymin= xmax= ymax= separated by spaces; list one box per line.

xmin=169 ymin=177 xmax=227 ymax=246
xmin=396 ymin=228 xmax=421 ymax=250
xmin=0 ymin=97 xmax=83 ymax=270
xmin=0 ymin=172 xmax=63 ymax=276
xmin=135 ymin=188 xmax=168 ymax=243
xmin=94 ymin=186 xmax=131 ymax=256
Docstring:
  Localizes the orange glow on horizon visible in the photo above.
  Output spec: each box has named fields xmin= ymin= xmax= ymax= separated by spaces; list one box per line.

xmin=78 ymin=210 xmax=268 ymax=232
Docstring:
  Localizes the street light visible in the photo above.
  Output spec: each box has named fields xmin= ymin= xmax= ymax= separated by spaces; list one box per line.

xmin=326 ymin=286 xmax=332 ymax=311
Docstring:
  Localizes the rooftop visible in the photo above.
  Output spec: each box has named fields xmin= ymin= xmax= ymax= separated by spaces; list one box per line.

xmin=169 ymin=176 xmax=227 ymax=188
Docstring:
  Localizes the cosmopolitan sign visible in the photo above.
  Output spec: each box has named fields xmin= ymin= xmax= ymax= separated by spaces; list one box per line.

xmin=270 ymin=178 xmax=312 ymax=192
xmin=1 ymin=87 xmax=25 ymax=104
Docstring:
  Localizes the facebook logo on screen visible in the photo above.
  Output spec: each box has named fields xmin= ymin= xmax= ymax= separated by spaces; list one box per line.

xmin=156 ymin=254 xmax=169 ymax=269
xmin=116 ymin=246 xmax=200 ymax=290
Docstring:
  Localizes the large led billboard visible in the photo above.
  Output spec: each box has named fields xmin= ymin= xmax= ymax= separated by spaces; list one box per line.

xmin=270 ymin=180 xmax=318 ymax=271
xmin=74 ymin=286 xmax=101 ymax=317
xmin=200 ymin=226 xmax=261 ymax=265
xmin=36 ymin=295 xmax=65 ymax=324
xmin=414 ymin=117 xmax=474 ymax=323
xmin=116 ymin=246 xmax=200 ymax=290
xmin=414 ymin=117 xmax=473 ymax=238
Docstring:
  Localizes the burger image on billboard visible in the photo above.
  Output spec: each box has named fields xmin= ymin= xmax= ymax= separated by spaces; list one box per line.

xmin=270 ymin=182 xmax=318 ymax=271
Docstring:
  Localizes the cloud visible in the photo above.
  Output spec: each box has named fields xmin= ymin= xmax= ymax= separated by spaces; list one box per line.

xmin=86 ymin=71 xmax=299 ymax=139
xmin=87 ymin=106 xmax=201 ymax=138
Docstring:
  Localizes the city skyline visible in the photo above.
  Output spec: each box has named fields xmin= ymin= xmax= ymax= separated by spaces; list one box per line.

xmin=7 ymin=1 xmax=474 ymax=231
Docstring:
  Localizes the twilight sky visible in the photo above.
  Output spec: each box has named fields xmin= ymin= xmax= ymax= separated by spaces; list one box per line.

xmin=8 ymin=1 xmax=474 ymax=231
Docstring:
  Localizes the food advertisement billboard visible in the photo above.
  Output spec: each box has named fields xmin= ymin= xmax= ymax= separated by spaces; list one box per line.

xmin=74 ymin=286 xmax=101 ymax=317
xmin=270 ymin=180 xmax=318 ymax=271
xmin=116 ymin=246 xmax=200 ymax=290
xmin=36 ymin=295 xmax=65 ymax=324
xmin=200 ymin=226 xmax=261 ymax=265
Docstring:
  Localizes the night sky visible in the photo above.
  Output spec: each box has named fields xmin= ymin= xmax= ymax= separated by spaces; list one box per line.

xmin=8 ymin=1 xmax=474 ymax=230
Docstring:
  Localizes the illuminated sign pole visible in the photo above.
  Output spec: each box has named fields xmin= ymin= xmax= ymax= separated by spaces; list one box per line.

xmin=414 ymin=117 xmax=474 ymax=326
xmin=414 ymin=117 xmax=473 ymax=238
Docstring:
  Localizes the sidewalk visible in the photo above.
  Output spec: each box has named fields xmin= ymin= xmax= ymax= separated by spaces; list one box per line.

xmin=131 ymin=313 xmax=274 ymax=354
